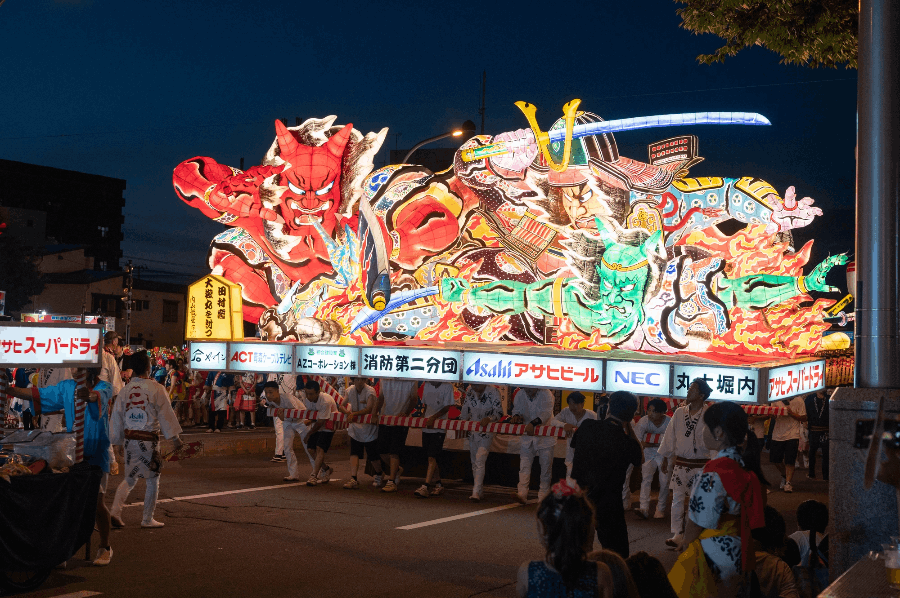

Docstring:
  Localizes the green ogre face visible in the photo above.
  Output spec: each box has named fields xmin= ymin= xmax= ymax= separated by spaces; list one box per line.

xmin=593 ymin=226 xmax=661 ymax=344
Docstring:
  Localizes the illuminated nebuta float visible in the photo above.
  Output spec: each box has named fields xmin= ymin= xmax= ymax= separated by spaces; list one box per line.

xmin=173 ymin=100 xmax=845 ymax=360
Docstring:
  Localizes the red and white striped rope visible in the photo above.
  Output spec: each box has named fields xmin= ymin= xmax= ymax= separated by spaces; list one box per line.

xmin=267 ymin=408 xmax=568 ymax=437
xmin=659 ymin=399 xmax=788 ymax=417
xmin=73 ymin=372 xmax=87 ymax=463
xmin=644 ymin=433 xmax=662 ymax=444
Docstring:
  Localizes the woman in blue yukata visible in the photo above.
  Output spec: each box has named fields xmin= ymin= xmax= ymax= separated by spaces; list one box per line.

xmin=668 ymin=401 xmax=768 ymax=598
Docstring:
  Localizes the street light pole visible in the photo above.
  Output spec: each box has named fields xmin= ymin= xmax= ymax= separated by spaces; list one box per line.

xmin=402 ymin=120 xmax=477 ymax=163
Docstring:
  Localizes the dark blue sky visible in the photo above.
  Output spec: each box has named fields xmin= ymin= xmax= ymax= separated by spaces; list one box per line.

xmin=0 ymin=0 xmax=857 ymax=277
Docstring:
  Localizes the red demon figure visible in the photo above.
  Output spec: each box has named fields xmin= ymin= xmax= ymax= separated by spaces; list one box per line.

xmin=173 ymin=117 xmax=386 ymax=338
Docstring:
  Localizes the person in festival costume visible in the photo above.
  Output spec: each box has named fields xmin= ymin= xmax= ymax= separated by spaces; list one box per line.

xmin=260 ymin=379 xmax=317 ymax=481
xmin=510 ymin=386 xmax=556 ymax=504
xmin=459 ymin=383 xmax=503 ymax=502
xmin=340 ymin=376 xmax=384 ymax=489
xmin=659 ymin=378 xmax=714 ymax=548
xmin=299 ymin=379 xmax=338 ymax=486
xmin=6 ymin=366 xmax=116 ymax=565
xmin=109 ymin=351 xmax=183 ymax=529
xmin=668 ymin=401 xmax=767 ymax=598
xmin=516 ymin=479 xmax=615 ymax=598
xmin=633 ymin=398 xmax=672 ymax=519
xmin=233 ymin=373 xmax=260 ymax=429
xmin=550 ymin=391 xmax=597 ymax=482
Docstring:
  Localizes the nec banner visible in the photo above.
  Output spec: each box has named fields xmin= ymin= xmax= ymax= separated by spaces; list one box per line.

xmin=605 ymin=360 xmax=670 ymax=396
xmin=462 ymin=352 xmax=604 ymax=392
xmin=673 ymin=365 xmax=759 ymax=402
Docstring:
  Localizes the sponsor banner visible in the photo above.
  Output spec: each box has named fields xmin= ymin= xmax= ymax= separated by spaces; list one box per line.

xmin=295 ymin=345 xmax=359 ymax=376
xmin=227 ymin=342 xmax=293 ymax=373
xmin=605 ymin=360 xmax=670 ymax=396
xmin=673 ymin=365 xmax=759 ymax=402
xmin=188 ymin=341 xmax=228 ymax=371
xmin=360 ymin=347 xmax=461 ymax=382
xmin=462 ymin=352 xmax=603 ymax=391
xmin=0 ymin=323 xmax=102 ymax=367
xmin=768 ymin=360 xmax=826 ymax=401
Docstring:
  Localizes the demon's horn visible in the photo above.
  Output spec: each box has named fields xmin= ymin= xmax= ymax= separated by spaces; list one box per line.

xmin=325 ymin=123 xmax=353 ymax=158
xmin=274 ymin=119 xmax=299 ymax=156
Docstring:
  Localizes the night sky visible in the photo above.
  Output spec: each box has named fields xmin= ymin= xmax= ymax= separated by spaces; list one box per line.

xmin=0 ymin=0 xmax=857 ymax=280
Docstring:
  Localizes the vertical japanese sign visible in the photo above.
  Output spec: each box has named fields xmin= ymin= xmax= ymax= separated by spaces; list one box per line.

xmin=605 ymin=360 xmax=670 ymax=396
xmin=294 ymin=345 xmax=360 ymax=376
xmin=0 ymin=323 xmax=102 ymax=367
xmin=767 ymin=361 xmax=825 ymax=401
xmin=188 ymin=341 xmax=228 ymax=371
xmin=462 ymin=352 xmax=603 ymax=391
xmin=361 ymin=347 xmax=461 ymax=382
xmin=185 ymin=275 xmax=244 ymax=341
xmin=673 ymin=365 xmax=759 ymax=402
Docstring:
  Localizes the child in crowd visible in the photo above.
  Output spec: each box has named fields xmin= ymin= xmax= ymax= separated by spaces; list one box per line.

xmin=789 ymin=500 xmax=829 ymax=597
xmin=516 ymin=480 xmax=614 ymax=598
xmin=753 ymin=506 xmax=800 ymax=598
xmin=233 ymin=374 xmax=259 ymax=429
xmin=624 ymin=551 xmax=676 ymax=598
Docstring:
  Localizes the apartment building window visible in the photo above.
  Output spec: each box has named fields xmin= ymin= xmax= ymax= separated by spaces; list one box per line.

xmin=162 ymin=300 xmax=179 ymax=323
xmin=98 ymin=226 xmax=108 ymax=237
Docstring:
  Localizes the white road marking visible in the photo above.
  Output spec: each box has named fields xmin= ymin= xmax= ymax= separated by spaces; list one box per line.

xmin=123 ymin=482 xmax=305 ymax=507
xmin=397 ymin=500 xmax=537 ymax=530
xmin=41 ymin=592 xmax=102 ymax=598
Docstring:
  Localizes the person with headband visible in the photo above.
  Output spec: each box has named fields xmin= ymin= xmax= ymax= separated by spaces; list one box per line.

xmin=659 ymin=378 xmax=714 ymax=549
xmin=109 ymin=350 xmax=183 ymax=531
xmin=571 ymin=391 xmax=643 ymax=558
xmin=516 ymin=480 xmax=614 ymax=598
xmin=668 ymin=401 xmax=768 ymax=598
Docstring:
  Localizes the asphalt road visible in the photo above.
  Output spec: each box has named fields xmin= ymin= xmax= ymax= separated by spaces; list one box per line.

xmin=14 ymin=452 xmax=829 ymax=598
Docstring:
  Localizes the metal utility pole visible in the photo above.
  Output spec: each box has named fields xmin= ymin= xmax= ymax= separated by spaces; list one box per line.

xmin=479 ymin=71 xmax=486 ymax=135
xmin=856 ymin=0 xmax=900 ymax=388
xmin=123 ymin=261 xmax=133 ymax=347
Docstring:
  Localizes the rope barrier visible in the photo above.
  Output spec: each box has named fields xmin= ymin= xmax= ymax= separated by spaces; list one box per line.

xmin=72 ymin=372 xmax=87 ymax=463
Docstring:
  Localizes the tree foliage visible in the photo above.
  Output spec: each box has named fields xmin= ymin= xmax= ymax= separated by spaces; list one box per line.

xmin=0 ymin=212 xmax=44 ymax=314
xmin=675 ymin=0 xmax=858 ymax=69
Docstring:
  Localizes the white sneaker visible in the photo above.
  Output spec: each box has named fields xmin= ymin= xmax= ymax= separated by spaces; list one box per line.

xmin=93 ymin=546 xmax=112 ymax=566
xmin=141 ymin=519 xmax=165 ymax=529
xmin=414 ymin=484 xmax=430 ymax=498
xmin=780 ymin=477 xmax=786 ymax=489
xmin=665 ymin=534 xmax=683 ymax=549
xmin=372 ymin=474 xmax=384 ymax=488
xmin=653 ymin=510 xmax=666 ymax=519
xmin=306 ymin=475 xmax=318 ymax=486
xmin=381 ymin=480 xmax=398 ymax=493
xmin=783 ymin=482 xmax=793 ymax=493
xmin=318 ymin=465 xmax=333 ymax=480
xmin=636 ymin=508 xmax=650 ymax=519
xmin=430 ymin=484 xmax=444 ymax=497
xmin=343 ymin=478 xmax=359 ymax=489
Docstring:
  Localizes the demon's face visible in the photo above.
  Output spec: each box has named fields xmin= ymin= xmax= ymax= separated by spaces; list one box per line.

xmin=273 ymin=120 xmax=350 ymax=237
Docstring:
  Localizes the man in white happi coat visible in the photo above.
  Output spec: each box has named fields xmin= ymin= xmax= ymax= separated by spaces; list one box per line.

xmin=109 ymin=350 xmax=183 ymax=529
xmin=550 ymin=391 xmax=597 ymax=482
xmin=509 ymin=386 xmax=555 ymax=504
xmin=633 ymin=398 xmax=672 ymax=519
xmin=658 ymin=378 xmax=714 ymax=547
xmin=459 ymin=384 xmax=503 ymax=502
xmin=260 ymin=378 xmax=316 ymax=482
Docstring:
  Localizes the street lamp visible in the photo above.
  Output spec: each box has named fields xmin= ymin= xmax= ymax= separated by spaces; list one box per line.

xmin=402 ymin=120 xmax=477 ymax=163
